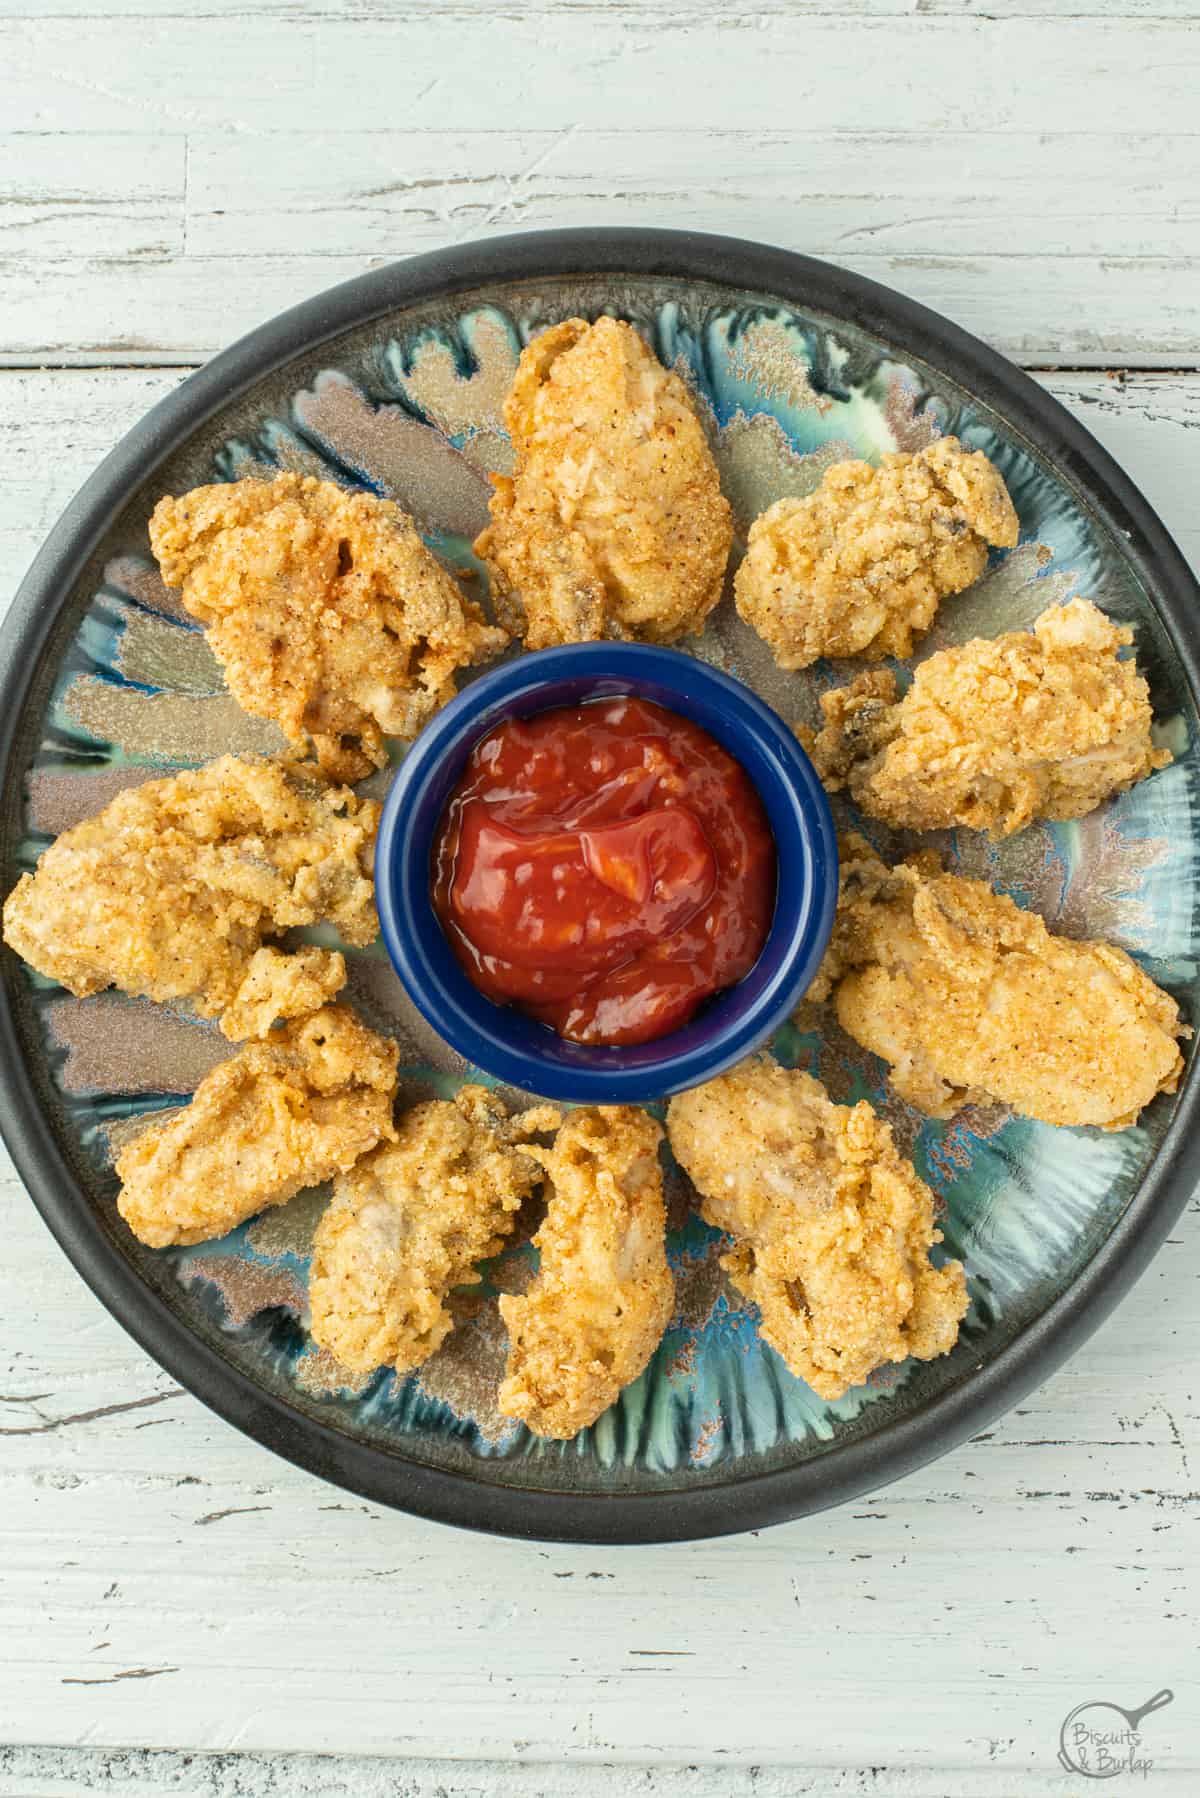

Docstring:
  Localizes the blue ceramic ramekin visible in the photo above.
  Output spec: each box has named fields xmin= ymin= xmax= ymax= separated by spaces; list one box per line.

xmin=375 ymin=644 xmax=837 ymax=1102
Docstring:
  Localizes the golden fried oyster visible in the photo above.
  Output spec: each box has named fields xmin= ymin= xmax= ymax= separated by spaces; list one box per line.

xmin=474 ymin=317 xmax=732 ymax=649
xmin=806 ymin=598 xmax=1169 ymax=838
xmin=667 ymin=1056 xmax=967 ymax=1401
xmin=150 ymin=473 xmax=507 ymax=781
xmin=814 ymin=835 xmax=1186 ymax=1130
xmin=2 ymin=756 xmax=377 ymax=1035
xmin=215 ymin=943 xmax=347 ymax=1043
xmin=116 ymin=1006 xmax=399 ymax=1248
xmin=498 ymin=1106 xmax=675 ymax=1439
xmin=308 ymin=1086 xmax=560 ymax=1377
xmin=735 ymin=436 xmax=1019 ymax=668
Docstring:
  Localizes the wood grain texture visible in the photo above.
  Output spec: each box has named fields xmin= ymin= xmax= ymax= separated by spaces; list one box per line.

xmin=7 ymin=0 xmax=1200 ymax=15
xmin=4 ymin=18 xmax=1196 ymax=134
xmin=1 ymin=11 xmax=1199 ymax=364
xmin=6 ymin=249 xmax=1200 ymax=368
xmin=4 ymin=1748 xmax=1193 ymax=1798
xmin=0 ymin=365 xmax=1197 ymax=1782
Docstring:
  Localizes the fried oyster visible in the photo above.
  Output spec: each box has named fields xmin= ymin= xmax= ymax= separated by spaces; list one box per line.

xmin=474 ymin=317 xmax=732 ymax=649
xmin=498 ymin=1106 xmax=675 ymax=1439
xmin=805 ymin=597 xmax=1170 ymax=838
xmin=667 ymin=1056 xmax=967 ymax=1401
xmin=2 ymin=756 xmax=377 ymax=1036
xmin=814 ymin=835 xmax=1186 ymax=1130
xmin=150 ymin=473 xmax=507 ymax=781
xmin=215 ymin=943 xmax=347 ymax=1044
xmin=735 ymin=436 xmax=1019 ymax=668
xmin=309 ymin=1086 xmax=560 ymax=1377
xmin=116 ymin=1006 xmax=399 ymax=1248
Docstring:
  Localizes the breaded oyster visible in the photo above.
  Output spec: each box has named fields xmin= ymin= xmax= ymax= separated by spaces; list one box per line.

xmin=475 ymin=317 xmax=732 ymax=649
xmin=498 ymin=1105 xmax=675 ymax=1438
xmin=2 ymin=756 xmax=376 ymax=1036
xmin=309 ymin=1085 xmax=559 ymax=1377
xmin=116 ymin=1006 xmax=399 ymax=1248
xmin=667 ymin=1055 xmax=967 ymax=1401
xmin=735 ymin=436 xmax=1018 ymax=668
xmin=813 ymin=835 xmax=1186 ymax=1130
xmin=151 ymin=474 xmax=507 ymax=781
xmin=805 ymin=598 xmax=1169 ymax=838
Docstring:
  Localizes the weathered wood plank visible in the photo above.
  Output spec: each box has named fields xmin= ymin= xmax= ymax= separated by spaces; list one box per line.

xmin=0 ymin=368 xmax=181 ymax=593
xmin=3 ymin=249 xmax=1198 ymax=368
xmin=1039 ymin=371 xmax=1200 ymax=573
xmin=2 ymin=18 xmax=1198 ymax=137
xmin=4 ymin=120 xmax=1199 ymax=363
xmin=2 ymin=1747 xmax=1190 ymax=1798
xmin=2 ymin=0 xmax=1198 ymax=19
xmin=185 ymin=130 xmax=1200 ymax=262
xmin=3 ymin=11 xmax=1199 ymax=366
xmin=0 ymin=135 xmax=185 ymax=262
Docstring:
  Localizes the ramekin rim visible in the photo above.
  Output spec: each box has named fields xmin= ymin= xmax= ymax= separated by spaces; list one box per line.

xmin=374 ymin=643 xmax=837 ymax=1102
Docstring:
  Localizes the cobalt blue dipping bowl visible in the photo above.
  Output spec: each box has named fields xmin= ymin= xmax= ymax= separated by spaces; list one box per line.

xmin=374 ymin=643 xmax=838 ymax=1103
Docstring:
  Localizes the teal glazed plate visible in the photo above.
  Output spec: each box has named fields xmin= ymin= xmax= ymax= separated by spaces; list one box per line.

xmin=2 ymin=231 xmax=1198 ymax=1543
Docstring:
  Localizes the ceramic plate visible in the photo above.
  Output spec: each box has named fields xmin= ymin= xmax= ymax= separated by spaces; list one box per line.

xmin=2 ymin=231 xmax=1197 ymax=1543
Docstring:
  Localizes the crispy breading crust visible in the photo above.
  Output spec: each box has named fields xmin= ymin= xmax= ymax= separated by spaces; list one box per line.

xmin=115 ymin=1006 xmax=399 ymax=1248
xmin=217 ymin=944 xmax=346 ymax=1042
xmin=814 ymin=835 xmax=1186 ymax=1129
xmin=308 ymin=1086 xmax=561 ymax=1376
xmin=735 ymin=436 xmax=1019 ymax=668
xmin=498 ymin=1106 xmax=675 ymax=1439
xmin=667 ymin=1055 xmax=967 ymax=1401
xmin=804 ymin=597 xmax=1170 ymax=838
xmin=474 ymin=318 xmax=732 ymax=649
xmin=150 ymin=474 xmax=508 ymax=781
xmin=2 ymin=756 xmax=377 ymax=1031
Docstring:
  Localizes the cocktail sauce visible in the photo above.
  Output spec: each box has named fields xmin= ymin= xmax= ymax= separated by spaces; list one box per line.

xmin=432 ymin=697 xmax=775 ymax=1046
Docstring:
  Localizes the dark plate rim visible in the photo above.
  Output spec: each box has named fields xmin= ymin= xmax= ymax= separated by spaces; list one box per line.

xmin=2 ymin=227 xmax=1198 ymax=1545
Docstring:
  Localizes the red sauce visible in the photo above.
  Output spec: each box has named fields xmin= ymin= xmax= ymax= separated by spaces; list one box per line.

xmin=432 ymin=697 xmax=776 ymax=1046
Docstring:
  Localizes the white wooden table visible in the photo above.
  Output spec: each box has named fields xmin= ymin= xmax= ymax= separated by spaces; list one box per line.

xmin=2 ymin=5 xmax=1198 ymax=1793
